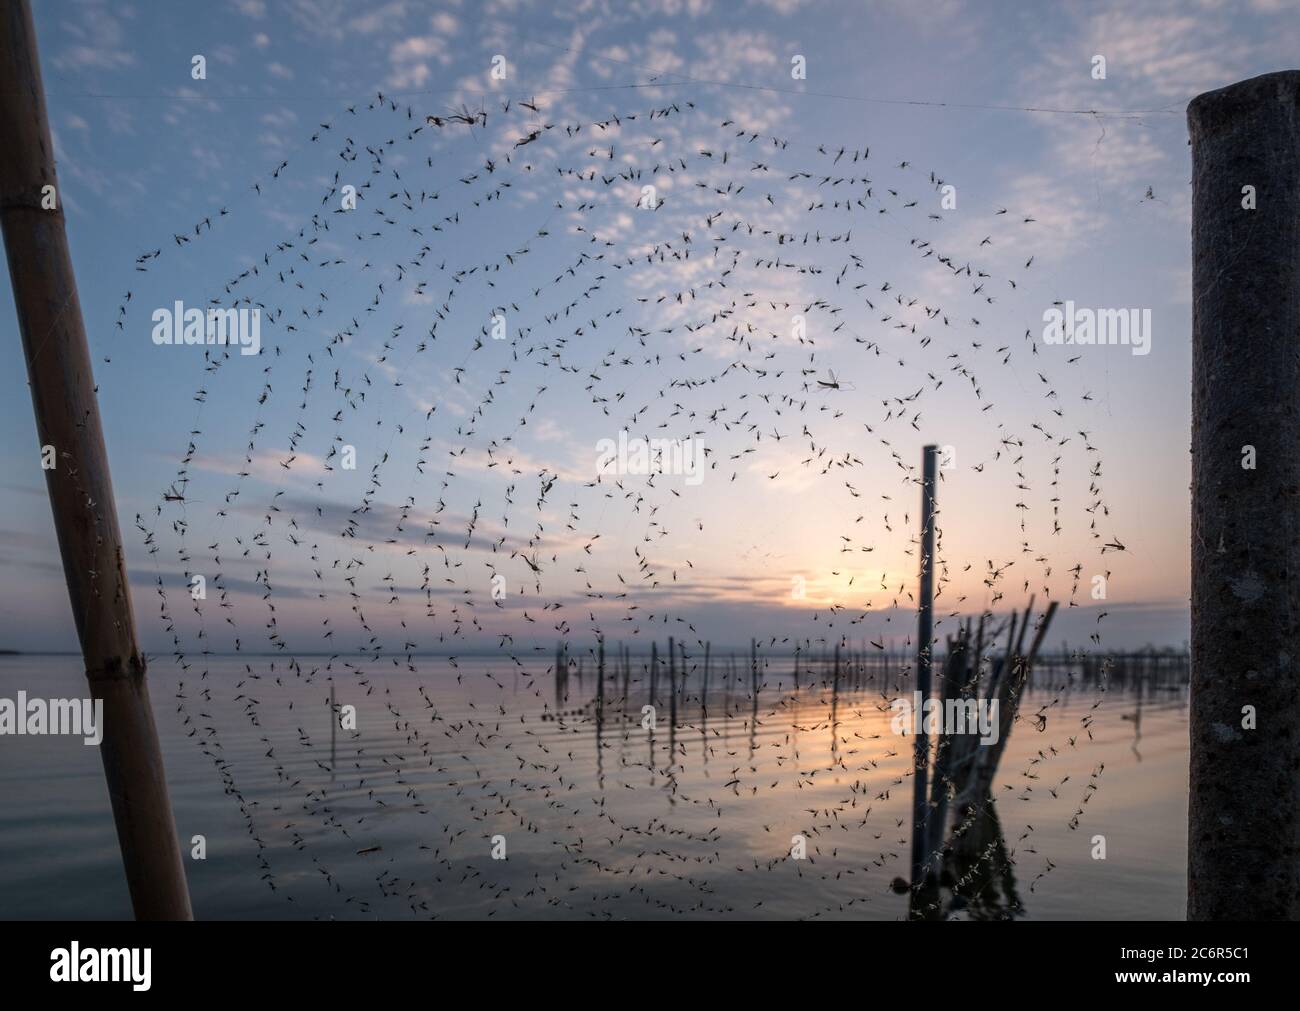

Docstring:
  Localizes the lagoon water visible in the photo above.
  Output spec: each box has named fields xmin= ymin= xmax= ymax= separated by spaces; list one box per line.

xmin=0 ymin=652 xmax=1187 ymax=919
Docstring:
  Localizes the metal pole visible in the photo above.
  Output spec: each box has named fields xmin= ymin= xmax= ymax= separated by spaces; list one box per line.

xmin=910 ymin=444 xmax=938 ymax=888
xmin=0 ymin=0 xmax=192 ymax=919
xmin=1189 ymin=70 xmax=1300 ymax=920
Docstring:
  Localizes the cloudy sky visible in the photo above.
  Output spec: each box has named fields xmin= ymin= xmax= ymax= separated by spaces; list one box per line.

xmin=2 ymin=0 xmax=1296 ymax=655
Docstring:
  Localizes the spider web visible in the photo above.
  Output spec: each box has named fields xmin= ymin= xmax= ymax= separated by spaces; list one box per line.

xmin=112 ymin=83 xmax=1120 ymax=919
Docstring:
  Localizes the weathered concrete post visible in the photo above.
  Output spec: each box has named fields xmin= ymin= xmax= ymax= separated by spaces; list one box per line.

xmin=1189 ymin=70 xmax=1300 ymax=920
xmin=0 ymin=0 xmax=192 ymax=919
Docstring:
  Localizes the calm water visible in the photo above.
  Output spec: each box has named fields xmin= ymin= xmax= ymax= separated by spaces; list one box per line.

xmin=0 ymin=652 xmax=1188 ymax=919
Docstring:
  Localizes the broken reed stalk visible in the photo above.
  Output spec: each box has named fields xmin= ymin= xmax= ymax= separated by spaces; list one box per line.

xmin=940 ymin=602 xmax=1057 ymax=883
xmin=976 ymin=600 xmax=1057 ymax=796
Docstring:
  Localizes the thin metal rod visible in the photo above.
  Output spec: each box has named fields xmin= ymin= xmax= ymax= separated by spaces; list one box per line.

xmin=910 ymin=444 xmax=938 ymax=888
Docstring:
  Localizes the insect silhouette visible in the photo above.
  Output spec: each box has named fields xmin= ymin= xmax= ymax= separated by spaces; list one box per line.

xmin=817 ymin=370 xmax=855 ymax=391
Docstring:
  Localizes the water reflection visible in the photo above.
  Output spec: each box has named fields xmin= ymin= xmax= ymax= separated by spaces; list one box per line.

xmin=0 ymin=648 xmax=1188 ymax=919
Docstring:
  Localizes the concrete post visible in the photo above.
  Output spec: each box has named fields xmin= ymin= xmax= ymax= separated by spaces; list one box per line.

xmin=1188 ymin=70 xmax=1300 ymax=920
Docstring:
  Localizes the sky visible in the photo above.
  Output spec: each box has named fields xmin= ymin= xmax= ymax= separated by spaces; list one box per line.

xmin=2 ymin=0 xmax=1296 ymax=656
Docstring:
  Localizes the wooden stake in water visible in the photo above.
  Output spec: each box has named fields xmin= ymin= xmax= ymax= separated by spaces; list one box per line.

xmin=668 ymin=636 xmax=677 ymax=729
xmin=910 ymin=444 xmax=938 ymax=890
xmin=0 ymin=0 xmax=192 ymax=919
xmin=702 ymin=641 xmax=711 ymax=717
xmin=596 ymin=637 xmax=605 ymax=719
xmin=596 ymin=638 xmax=605 ymax=785
xmin=1188 ymin=70 xmax=1300 ymax=920
xmin=650 ymin=641 xmax=659 ymax=708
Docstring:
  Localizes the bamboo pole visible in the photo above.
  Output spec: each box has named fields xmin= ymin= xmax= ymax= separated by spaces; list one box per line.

xmin=0 ymin=0 xmax=192 ymax=919
xmin=1189 ymin=70 xmax=1300 ymax=920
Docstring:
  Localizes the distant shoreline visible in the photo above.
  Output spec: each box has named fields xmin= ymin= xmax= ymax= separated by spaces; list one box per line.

xmin=0 ymin=647 xmax=1191 ymax=661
